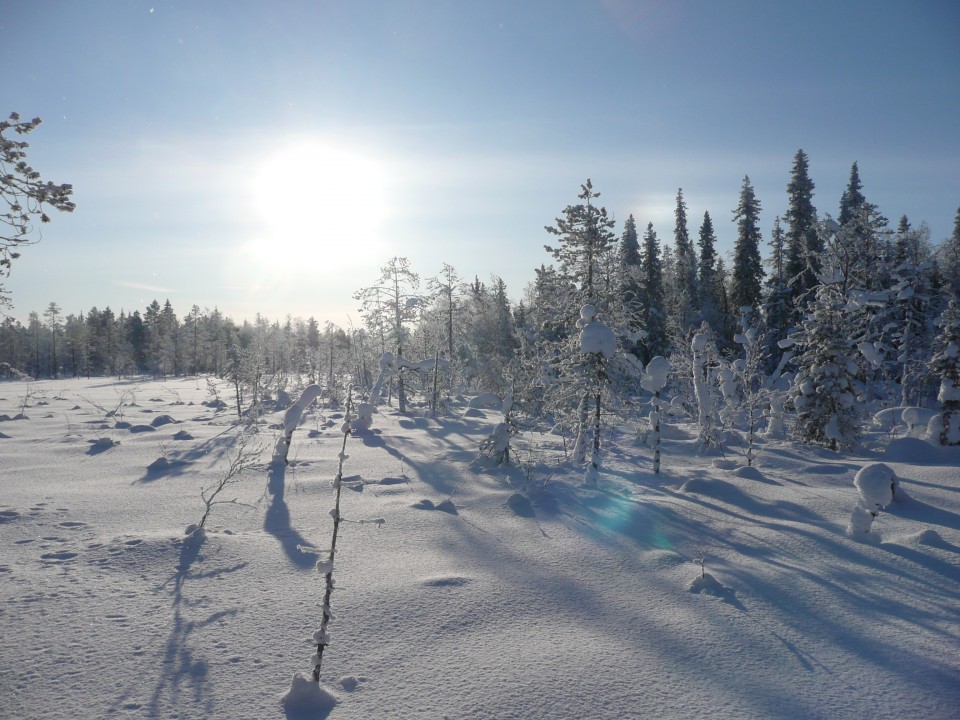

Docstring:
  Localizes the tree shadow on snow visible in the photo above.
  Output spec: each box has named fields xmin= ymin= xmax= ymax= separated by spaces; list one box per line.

xmin=263 ymin=461 xmax=317 ymax=570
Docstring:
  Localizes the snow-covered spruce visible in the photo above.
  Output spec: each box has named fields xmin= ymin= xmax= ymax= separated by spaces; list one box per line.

xmin=927 ymin=299 xmax=960 ymax=445
xmin=273 ymin=384 xmax=323 ymax=464
xmin=577 ymin=305 xmax=617 ymax=485
xmin=691 ymin=326 xmax=722 ymax=448
xmin=352 ymin=401 xmax=376 ymax=431
xmin=640 ymin=355 xmax=671 ymax=474
xmin=480 ymin=393 xmax=516 ymax=466
xmin=790 ymin=284 xmax=862 ymax=451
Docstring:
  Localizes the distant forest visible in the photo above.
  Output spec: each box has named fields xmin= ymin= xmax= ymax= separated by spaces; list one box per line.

xmin=3 ymin=152 xmax=960 ymax=448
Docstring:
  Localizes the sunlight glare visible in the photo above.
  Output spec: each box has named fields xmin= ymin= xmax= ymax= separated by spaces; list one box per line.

xmin=247 ymin=141 xmax=388 ymax=270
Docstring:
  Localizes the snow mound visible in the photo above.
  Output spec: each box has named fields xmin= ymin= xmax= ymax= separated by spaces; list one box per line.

xmin=689 ymin=572 xmax=726 ymax=596
xmin=893 ymin=529 xmax=949 ymax=549
xmin=172 ymin=429 xmax=194 ymax=440
xmin=884 ymin=437 xmax=943 ymax=463
xmin=87 ymin=437 xmax=118 ymax=454
xmin=467 ymin=392 xmax=501 ymax=409
xmin=679 ymin=477 xmax=738 ymax=501
xmin=733 ymin=465 xmax=768 ymax=482
xmin=281 ymin=672 xmax=337 ymax=718
xmin=150 ymin=414 xmax=178 ymax=427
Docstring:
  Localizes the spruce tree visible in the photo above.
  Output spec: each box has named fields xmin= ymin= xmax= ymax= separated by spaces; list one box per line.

xmin=697 ymin=211 xmax=719 ymax=329
xmin=763 ymin=216 xmax=792 ymax=366
xmin=673 ymin=188 xmax=698 ymax=331
xmin=731 ymin=175 xmax=765 ymax=312
xmin=942 ymin=207 xmax=960 ymax=297
xmin=839 ymin=162 xmax=865 ymax=226
xmin=784 ymin=150 xmax=819 ymax=298
xmin=836 ymin=162 xmax=889 ymax=292
xmin=791 ymin=283 xmax=862 ymax=451
xmin=929 ymin=299 xmax=960 ymax=445
xmin=641 ymin=222 xmax=665 ymax=361
xmin=618 ymin=214 xmax=645 ymax=356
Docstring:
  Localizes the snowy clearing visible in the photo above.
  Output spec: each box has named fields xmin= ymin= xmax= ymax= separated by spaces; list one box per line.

xmin=1 ymin=377 xmax=959 ymax=720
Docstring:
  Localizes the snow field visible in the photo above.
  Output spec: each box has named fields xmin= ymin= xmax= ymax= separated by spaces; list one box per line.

xmin=1 ymin=377 xmax=959 ymax=719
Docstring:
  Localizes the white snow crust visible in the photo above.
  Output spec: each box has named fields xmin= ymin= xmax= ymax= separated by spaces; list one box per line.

xmin=1 ymin=377 xmax=959 ymax=720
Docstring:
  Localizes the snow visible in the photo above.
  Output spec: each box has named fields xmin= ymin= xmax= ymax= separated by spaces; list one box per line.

xmin=853 ymin=463 xmax=897 ymax=511
xmin=579 ymin=319 xmax=617 ymax=358
xmin=1 ymin=377 xmax=959 ymax=720
xmin=640 ymin=355 xmax=671 ymax=393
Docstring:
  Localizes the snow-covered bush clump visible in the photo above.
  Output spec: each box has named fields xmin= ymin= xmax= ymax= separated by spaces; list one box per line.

xmin=480 ymin=394 xmax=516 ymax=466
xmin=352 ymin=402 xmax=376 ymax=431
xmin=578 ymin=305 xmax=616 ymax=358
xmin=847 ymin=463 xmax=901 ymax=538
xmin=691 ymin=326 xmax=722 ymax=448
xmin=274 ymin=384 xmax=323 ymax=464
xmin=577 ymin=305 xmax=617 ymax=484
xmin=791 ymin=285 xmax=862 ymax=451
xmin=927 ymin=299 xmax=960 ymax=445
xmin=641 ymin=356 xmax=671 ymax=474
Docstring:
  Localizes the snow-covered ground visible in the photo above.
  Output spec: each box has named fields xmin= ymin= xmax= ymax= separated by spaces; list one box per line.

xmin=1 ymin=377 xmax=958 ymax=720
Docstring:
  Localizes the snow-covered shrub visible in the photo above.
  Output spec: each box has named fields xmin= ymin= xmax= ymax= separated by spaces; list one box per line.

xmin=691 ymin=326 xmax=722 ymax=448
xmin=300 ymin=389 xmax=384 ymax=690
xmin=847 ymin=463 xmax=901 ymax=538
xmin=480 ymin=394 xmax=516 ymax=466
xmin=927 ymin=299 xmax=960 ymax=445
xmin=791 ymin=284 xmax=862 ymax=451
xmin=641 ymin=356 xmax=671 ymax=474
xmin=352 ymin=402 xmax=376 ymax=431
xmin=273 ymin=384 xmax=323 ymax=464
xmin=190 ymin=432 xmax=261 ymax=545
xmin=577 ymin=305 xmax=617 ymax=484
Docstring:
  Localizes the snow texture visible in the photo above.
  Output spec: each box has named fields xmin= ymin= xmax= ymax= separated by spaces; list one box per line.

xmin=579 ymin=319 xmax=617 ymax=358
xmin=1 ymin=377 xmax=959 ymax=720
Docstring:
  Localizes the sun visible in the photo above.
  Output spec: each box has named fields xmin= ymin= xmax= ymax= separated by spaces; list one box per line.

xmin=247 ymin=141 xmax=388 ymax=269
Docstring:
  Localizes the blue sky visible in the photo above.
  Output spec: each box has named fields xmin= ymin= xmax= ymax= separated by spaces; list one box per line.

xmin=4 ymin=0 xmax=959 ymax=325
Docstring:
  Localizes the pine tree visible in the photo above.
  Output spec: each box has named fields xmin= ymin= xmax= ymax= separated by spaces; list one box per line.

xmin=791 ymin=284 xmax=862 ymax=450
xmin=784 ymin=150 xmax=819 ymax=298
xmin=544 ymin=179 xmax=616 ymax=305
xmin=731 ymin=175 xmax=765 ymax=312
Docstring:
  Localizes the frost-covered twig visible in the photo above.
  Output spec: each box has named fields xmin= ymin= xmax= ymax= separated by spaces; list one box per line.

xmin=312 ymin=388 xmax=353 ymax=683
xmin=186 ymin=432 xmax=261 ymax=544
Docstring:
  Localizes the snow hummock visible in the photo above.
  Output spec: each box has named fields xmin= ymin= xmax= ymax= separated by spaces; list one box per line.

xmin=281 ymin=672 xmax=337 ymax=717
xmin=2 ymin=377 xmax=959 ymax=720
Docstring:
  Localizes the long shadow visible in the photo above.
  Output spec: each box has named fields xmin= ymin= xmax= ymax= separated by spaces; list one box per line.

xmin=263 ymin=461 xmax=316 ymax=569
xmin=142 ymin=535 xmax=244 ymax=719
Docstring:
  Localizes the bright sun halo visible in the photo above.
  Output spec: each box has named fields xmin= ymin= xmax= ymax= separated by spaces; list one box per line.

xmin=248 ymin=141 xmax=387 ymax=269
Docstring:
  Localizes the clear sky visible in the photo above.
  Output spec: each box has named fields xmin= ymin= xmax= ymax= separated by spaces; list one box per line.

xmin=4 ymin=0 xmax=959 ymax=326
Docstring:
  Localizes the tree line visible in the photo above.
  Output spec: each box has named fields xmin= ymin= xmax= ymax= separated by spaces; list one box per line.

xmin=2 ymin=150 xmax=959 ymax=445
